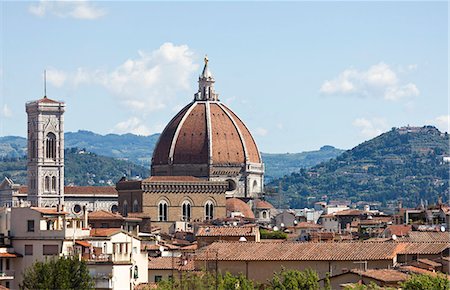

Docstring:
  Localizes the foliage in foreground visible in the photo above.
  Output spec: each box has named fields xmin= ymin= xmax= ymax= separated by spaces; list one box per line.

xmin=268 ymin=268 xmax=320 ymax=290
xmin=400 ymin=273 xmax=450 ymax=290
xmin=154 ymin=268 xmax=322 ymax=290
xmin=155 ymin=271 xmax=255 ymax=290
xmin=20 ymin=256 xmax=94 ymax=290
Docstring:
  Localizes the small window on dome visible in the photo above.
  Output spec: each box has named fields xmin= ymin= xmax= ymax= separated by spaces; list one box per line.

xmin=73 ymin=204 xmax=82 ymax=214
xmin=226 ymin=179 xmax=237 ymax=191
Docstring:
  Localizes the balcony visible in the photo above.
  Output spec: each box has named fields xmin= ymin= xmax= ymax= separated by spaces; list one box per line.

xmin=0 ymin=270 xmax=14 ymax=280
xmin=85 ymin=253 xmax=132 ymax=264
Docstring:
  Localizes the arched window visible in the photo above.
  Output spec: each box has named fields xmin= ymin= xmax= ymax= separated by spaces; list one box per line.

xmin=123 ymin=201 xmax=128 ymax=216
xmin=182 ymin=201 xmax=191 ymax=221
xmin=51 ymin=176 xmax=56 ymax=191
xmin=133 ymin=200 xmax=139 ymax=212
xmin=45 ymin=176 xmax=50 ymax=192
xmin=252 ymin=180 xmax=258 ymax=192
xmin=46 ymin=133 xmax=57 ymax=159
xmin=111 ymin=204 xmax=118 ymax=213
xmin=133 ymin=265 xmax=139 ymax=279
xmin=158 ymin=200 xmax=168 ymax=221
xmin=262 ymin=211 xmax=267 ymax=219
xmin=205 ymin=201 xmax=214 ymax=220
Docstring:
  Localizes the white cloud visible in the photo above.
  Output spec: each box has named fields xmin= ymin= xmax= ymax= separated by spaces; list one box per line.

xmin=56 ymin=42 xmax=199 ymax=113
xmin=113 ymin=117 xmax=151 ymax=136
xmin=46 ymin=69 xmax=67 ymax=87
xmin=254 ymin=127 xmax=268 ymax=137
xmin=29 ymin=0 xmax=106 ymax=20
xmin=427 ymin=115 xmax=450 ymax=133
xmin=353 ymin=117 xmax=389 ymax=139
xmin=1 ymin=104 xmax=12 ymax=118
xmin=320 ymin=62 xmax=419 ymax=101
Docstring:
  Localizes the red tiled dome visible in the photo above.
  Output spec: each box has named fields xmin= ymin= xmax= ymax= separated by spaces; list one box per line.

xmin=226 ymin=198 xmax=255 ymax=219
xmin=254 ymin=199 xmax=274 ymax=209
xmin=152 ymin=101 xmax=261 ymax=171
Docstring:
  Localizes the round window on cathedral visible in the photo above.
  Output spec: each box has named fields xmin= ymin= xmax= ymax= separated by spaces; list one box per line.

xmin=73 ymin=204 xmax=82 ymax=214
xmin=111 ymin=204 xmax=118 ymax=213
xmin=226 ymin=179 xmax=237 ymax=191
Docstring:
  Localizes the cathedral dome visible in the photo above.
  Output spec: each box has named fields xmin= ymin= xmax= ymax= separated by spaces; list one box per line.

xmin=151 ymin=57 xmax=264 ymax=199
xmin=152 ymin=101 xmax=261 ymax=167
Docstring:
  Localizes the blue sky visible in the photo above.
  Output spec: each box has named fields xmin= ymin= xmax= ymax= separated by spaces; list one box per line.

xmin=0 ymin=1 xmax=448 ymax=153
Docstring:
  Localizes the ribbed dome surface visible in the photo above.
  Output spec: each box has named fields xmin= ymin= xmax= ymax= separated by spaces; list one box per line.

xmin=226 ymin=198 xmax=255 ymax=219
xmin=152 ymin=101 xmax=261 ymax=167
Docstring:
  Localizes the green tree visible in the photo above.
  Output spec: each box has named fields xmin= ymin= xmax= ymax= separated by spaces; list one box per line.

xmin=401 ymin=274 xmax=450 ymax=290
xmin=21 ymin=256 xmax=94 ymax=290
xmin=155 ymin=271 xmax=255 ymax=290
xmin=268 ymin=268 xmax=319 ymax=290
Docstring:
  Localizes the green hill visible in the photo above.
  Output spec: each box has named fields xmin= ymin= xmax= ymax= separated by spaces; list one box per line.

xmin=0 ymin=148 xmax=149 ymax=186
xmin=261 ymin=146 xmax=344 ymax=181
xmin=267 ymin=126 xmax=449 ymax=209
xmin=0 ymin=131 xmax=342 ymax=183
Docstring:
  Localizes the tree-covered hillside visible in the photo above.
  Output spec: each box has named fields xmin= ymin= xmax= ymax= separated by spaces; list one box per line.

xmin=267 ymin=126 xmax=449 ymax=209
xmin=0 ymin=148 xmax=149 ymax=186
xmin=262 ymin=146 xmax=344 ymax=181
xmin=0 ymin=131 xmax=342 ymax=182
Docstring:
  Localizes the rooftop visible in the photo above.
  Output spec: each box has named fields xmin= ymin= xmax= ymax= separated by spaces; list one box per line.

xmin=196 ymin=241 xmax=402 ymax=261
xmin=196 ymin=225 xmax=258 ymax=237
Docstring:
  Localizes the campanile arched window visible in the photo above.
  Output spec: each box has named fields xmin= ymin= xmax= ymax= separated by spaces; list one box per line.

xmin=158 ymin=200 xmax=168 ymax=221
xmin=205 ymin=200 xmax=214 ymax=220
xmin=45 ymin=176 xmax=50 ymax=192
xmin=182 ymin=201 xmax=191 ymax=221
xmin=51 ymin=176 xmax=56 ymax=191
xmin=46 ymin=133 xmax=57 ymax=159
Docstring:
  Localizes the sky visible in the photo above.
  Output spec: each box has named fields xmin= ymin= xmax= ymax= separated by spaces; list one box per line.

xmin=0 ymin=1 xmax=448 ymax=153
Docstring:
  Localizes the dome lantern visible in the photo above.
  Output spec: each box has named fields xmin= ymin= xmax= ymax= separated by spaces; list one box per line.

xmin=194 ymin=55 xmax=219 ymax=102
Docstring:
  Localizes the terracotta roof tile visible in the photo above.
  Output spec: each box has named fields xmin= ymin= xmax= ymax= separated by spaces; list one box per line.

xmin=174 ymin=103 xmax=209 ymax=164
xmin=397 ymin=231 xmax=450 ymax=243
xmin=152 ymin=103 xmax=192 ymax=165
xmin=148 ymin=257 xmax=195 ymax=271
xmin=398 ymin=242 xmax=449 ymax=255
xmin=385 ymin=225 xmax=412 ymax=237
xmin=399 ymin=265 xmax=450 ymax=279
xmin=76 ymin=240 xmax=91 ymax=248
xmin=417 ymin=258 xmax=442 ymax=267
xmin=334 ymin=209 xmax=365 ymax=216
xmin=37 ymin=97 xmax=60 ymax=104
xmin=221 ymin=104 xmax=261 ymax=163
xmin=0 ymin=252 xmax=22 ymax=258
xmin=292 ymin=222 xmax=323 ymax=229
xmin=226 ymin=198 xmax=255 ymax=219
xmin=351 ymin=269 xmax=409 ymax=282
xmin=90 ymin=228 xmax=122 ymax=237
xmin=31 ymin=207 xmax=68 ymax=215
xmin=254 ymin=199 xmax=274 ymax=209
xmin=151 ymin=101 xmax=262 ymax=171
xmin=196 ymin=241 xmax=400 ymax=261
xmin=88 ymin=210 xmax=123 ymax=220
xmin=196 ymin=225 xmax=258 ymax=237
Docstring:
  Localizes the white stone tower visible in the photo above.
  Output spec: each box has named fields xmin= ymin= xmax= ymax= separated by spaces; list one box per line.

xmin=25 ymin=95 xmax=65 ymax=207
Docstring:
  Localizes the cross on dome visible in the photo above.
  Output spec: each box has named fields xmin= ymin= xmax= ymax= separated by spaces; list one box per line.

xmin=194 ymin=55 xmax=219 ymax=101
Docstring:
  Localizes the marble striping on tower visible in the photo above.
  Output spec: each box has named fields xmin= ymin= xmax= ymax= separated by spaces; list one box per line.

xmin=25 ymin=96 xmax=65 ymax=207
xmin=151 ymin=57 xmax=264 ymax=199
